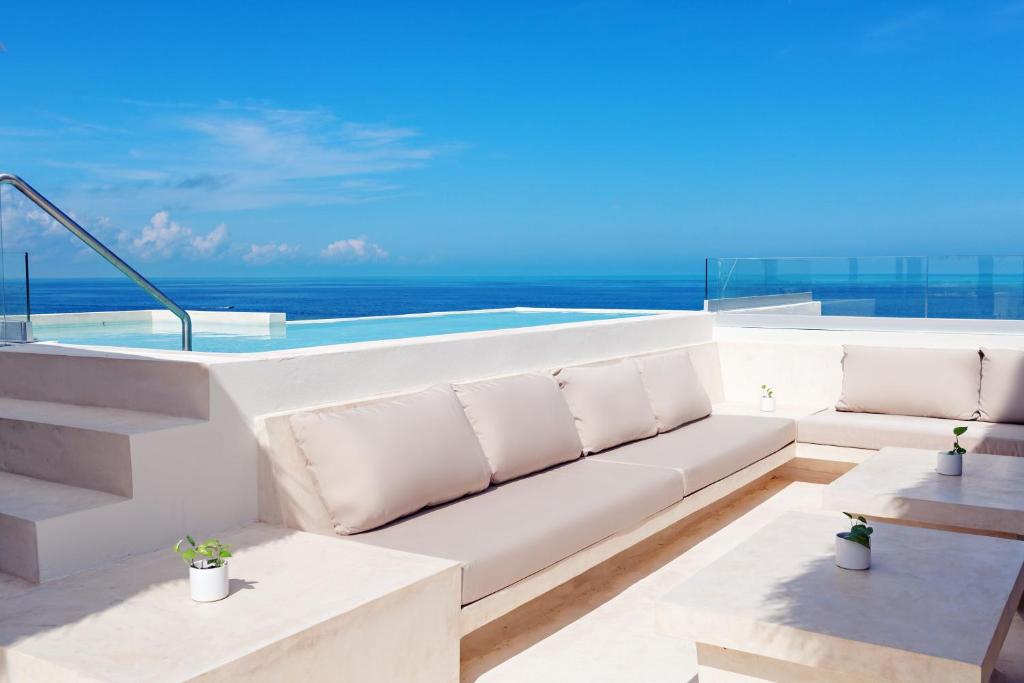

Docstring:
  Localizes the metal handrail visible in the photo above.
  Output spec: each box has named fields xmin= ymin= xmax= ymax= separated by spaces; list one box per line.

xmin=0 ymin=173 xmax=193 ymax=350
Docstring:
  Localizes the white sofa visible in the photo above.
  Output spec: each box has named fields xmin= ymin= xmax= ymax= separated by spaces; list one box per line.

xmin=798 ymin=345 xmax=1024 ymax=459
xmin=258 ymin=346 xmax=796 ymax=633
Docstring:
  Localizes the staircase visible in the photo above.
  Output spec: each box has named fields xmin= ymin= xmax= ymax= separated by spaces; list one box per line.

xmin=0 ymin=346 xmax=212 ymax=583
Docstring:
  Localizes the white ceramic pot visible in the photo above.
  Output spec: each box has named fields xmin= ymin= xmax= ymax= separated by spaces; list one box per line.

xmin=936 ymin=450 xmax=963 ymax=476
xmin=760 ymin=396 xmax=776 ymax=413
xmin=189 ymin=563 xmax=229 ymax=602
xmin=835 ymin=534 xmax=870 ymax=570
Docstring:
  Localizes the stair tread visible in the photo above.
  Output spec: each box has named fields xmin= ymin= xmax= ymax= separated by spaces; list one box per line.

xmin=0 ymin=396 xmax=201 ymax=434
xmin=0 ymin=471 xmax=127 ymax=521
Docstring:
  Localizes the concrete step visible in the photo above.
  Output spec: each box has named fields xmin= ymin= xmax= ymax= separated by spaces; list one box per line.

xmin=0 ymin=345 xmax=210 ymax=419
xmin=0 ymin=471 xmax=129 ymax=583
xmin=0 ymin=397 xmax=202 ymax=497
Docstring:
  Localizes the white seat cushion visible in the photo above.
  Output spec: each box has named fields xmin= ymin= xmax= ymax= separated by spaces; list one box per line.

xmin=556 ymin=359 xmax=658 ymax=454
xmin=636 ymin=349 xmax=713 ymax=432
xmin=837 ymin=345 xmax=981 ymax=420
xmin=454 ymin=373 xmax=582 ymax=483
xmin=980 ymin=347 xmax=1024 ymax=424
xmin=591 ymin=414 xmax=795 ymax=494
xmin=289 ymin=385 xmax=492 ymax=534
xmin=799 ymin=409 xmax=1024 ymax=457
xmin=350 ymin=459 xmax=683 ymax=604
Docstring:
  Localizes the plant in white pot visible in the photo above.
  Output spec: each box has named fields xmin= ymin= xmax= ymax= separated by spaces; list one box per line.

xmin=835 ymin=513 xmax=872 ymax=570
xmin=936 ymin=426 xmax=968 ymax=476
xmin=174 ymin=535 xmax=232 ymax=602
xmin=760 ymin=384 xmax=776 ymax=412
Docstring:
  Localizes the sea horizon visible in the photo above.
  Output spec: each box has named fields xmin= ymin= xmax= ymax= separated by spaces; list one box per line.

xmin=7 ymin=272 xmax=1023 ymax=322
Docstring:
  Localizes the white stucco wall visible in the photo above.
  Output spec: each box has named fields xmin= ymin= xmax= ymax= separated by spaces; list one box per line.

xmin=714 ymin=325 xmax=1024 ymax=408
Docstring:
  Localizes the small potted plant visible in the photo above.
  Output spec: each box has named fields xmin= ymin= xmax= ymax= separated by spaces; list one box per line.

xmin=760 ymin=384 xmax=776 ymax=412
xmin=174 ymin=535 xmax=232 ymax=602
xmin=936 ymin=426 xmax=968 ymax=476
xmin=835 ymin=512 xmax=872 ymax=570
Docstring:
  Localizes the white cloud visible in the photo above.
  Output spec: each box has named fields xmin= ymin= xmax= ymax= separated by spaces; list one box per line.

xmin=321 ymin=237 xmax=389 ymax=262
xmin=190 ymin=223 xmax=229 ymax=258
xmin=242 ymin=241 xmax=301 ymax=265
xmin=118 ymin=211 xmax=228 ymax=261
xmin=30 ymin=101 xmax=450 ymax=217
xmin=0 ymin=188 xmax=99 ymax=254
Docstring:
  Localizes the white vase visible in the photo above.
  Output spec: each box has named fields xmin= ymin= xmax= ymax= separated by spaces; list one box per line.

xmin=835 ymin=534 xmax=870 ymax=570
xmin=760 ymin=396 xmax=776 ymax=413
xmin=189 ymin=563 xmax=229 ymax=602
xmin=936 ymin=451 xmax=963 ymax=476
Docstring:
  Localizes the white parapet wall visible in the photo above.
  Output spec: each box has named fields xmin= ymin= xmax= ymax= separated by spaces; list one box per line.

xmin=714 ymin=323 xmax=1024 ymax=408
xmin=211 ymin=310 xmax=717 ymax=417
xmin=31 ymin=309 xmax=286 ymax=331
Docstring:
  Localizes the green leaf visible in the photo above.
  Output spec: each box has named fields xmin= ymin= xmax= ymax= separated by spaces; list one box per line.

xmin=219 ymin=550 xmax=232 ymax=558
xmin=847 ymin=534 xmax=870 ymax=548
xmin=843 ymin=512 xmax=853 ymax=519
xmin=857 ymin=515 xmax=867 ymax=523
xmin=186 ymin=535 xmax=196 ymax=547
xmin=953 ymin=426 xmax=968 ymax=436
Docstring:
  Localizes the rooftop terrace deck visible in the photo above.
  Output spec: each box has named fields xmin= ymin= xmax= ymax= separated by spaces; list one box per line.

xmin=2 ymin=307 xmax=1024 ymax=682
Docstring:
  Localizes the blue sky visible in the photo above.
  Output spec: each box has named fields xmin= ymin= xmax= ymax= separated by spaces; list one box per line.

xmin=1 ymin=2 xmax=1023 ymax=277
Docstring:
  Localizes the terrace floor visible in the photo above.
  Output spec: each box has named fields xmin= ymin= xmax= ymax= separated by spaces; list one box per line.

xmin=462 ymin=473 xmax=1024 ymax=683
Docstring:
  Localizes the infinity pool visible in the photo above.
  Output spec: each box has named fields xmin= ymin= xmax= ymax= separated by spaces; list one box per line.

xmin=33 ymin=309 xmax=649 ymax=353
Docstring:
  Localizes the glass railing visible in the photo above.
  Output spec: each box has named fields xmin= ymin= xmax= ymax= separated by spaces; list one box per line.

xmin=707 ymin=256 xmax=1024 ymax=321
xmin=0 ymin=251 xmax=32 ymax=342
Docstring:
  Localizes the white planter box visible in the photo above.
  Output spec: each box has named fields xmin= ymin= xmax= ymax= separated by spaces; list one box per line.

xmin=936 ymin=451 xmax=963 ymax=476
xmin=835 ymin=534 xmax=870 ymax=570
xmin=760 ymin=396 xmax=776 ymax=412
xmin=189 ymin=563 xmax=229 ymax=602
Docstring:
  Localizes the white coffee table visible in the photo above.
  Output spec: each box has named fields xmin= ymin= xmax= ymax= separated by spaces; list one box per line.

xmin=657 ymin=511 xmax=1024 ymax=682
xmin=822 ymin=447 xmax=1024 ymax=538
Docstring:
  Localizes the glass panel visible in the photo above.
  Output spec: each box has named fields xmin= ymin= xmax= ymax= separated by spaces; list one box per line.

xmin=707 ymin=255 xmax=1024 ymax=320
xmin=0 ymin=251 xmax=31 ymax=342
xmin=926 ymin=255 xmax=1024 ymax=320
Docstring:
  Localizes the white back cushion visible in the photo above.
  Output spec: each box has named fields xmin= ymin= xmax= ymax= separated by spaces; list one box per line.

xmin=556 ymin=359 xmax=658 ymax=454
xmin=837 ymin=345 xmax=981 ymax=421
xmin=455 ymin=373 xmax=582 ymax=483
xmin=289 ymin=385 xmax=492 ymax=534
xmin=980 ymin=348 xmax=1024 ymax=424
xmin=636 ymin=350 xmax=712 ymax=432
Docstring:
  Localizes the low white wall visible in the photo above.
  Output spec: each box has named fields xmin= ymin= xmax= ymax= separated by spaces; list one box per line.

xmin=32 ymin=309 xmax=286 ymax=330
xmin=719 ymin=301 xmax=822 ymax=316
xmin=715 ymin=325 xmax=1024 ymax=408
xmin=31 ymin=310 xmax=153 ymax=326
xmin=212 ymin=311 xmax=717 ymax=417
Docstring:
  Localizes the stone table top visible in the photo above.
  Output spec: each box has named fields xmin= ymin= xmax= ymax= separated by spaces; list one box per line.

xmin=822 ymin=447 xmax=1024 ymax=536
xmin=657 ymin=511 xmax=1024 ymax=682
xmin=0 ymin=523 xmax=460 ymax=682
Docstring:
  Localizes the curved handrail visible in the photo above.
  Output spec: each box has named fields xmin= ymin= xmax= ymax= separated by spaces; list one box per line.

xmin=0 ymin=173 xmax=192 ymax=350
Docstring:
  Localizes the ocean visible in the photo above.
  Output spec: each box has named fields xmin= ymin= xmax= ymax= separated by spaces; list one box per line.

xmin=8 ymin=274 xmax=1024 ymax=321
xmin=17 ymin=276 xmax=708 ymax=320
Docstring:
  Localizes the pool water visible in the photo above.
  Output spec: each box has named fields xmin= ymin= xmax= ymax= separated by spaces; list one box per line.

xmin=33 ymin=309 xmax=649 ymax=353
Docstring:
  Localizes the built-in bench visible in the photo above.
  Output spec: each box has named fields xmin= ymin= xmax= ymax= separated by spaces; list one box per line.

xmin=257 ymin=346 xmax=797 ymax=634
xmin=796 ymin=345 xmax=1024 ymax=468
